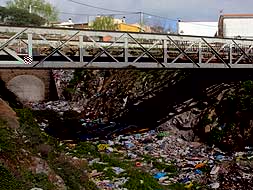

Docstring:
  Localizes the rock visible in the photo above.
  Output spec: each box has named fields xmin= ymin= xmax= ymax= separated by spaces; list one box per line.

xmin=0 ymin=98 xmax=19 ymax=129
xmin=180 ymin=130 xmax=195 ymax=142
xmin=29 ymin=156 xmax=66 ymax=190
xmin=36 ymin=144 xmax=53 ymax=158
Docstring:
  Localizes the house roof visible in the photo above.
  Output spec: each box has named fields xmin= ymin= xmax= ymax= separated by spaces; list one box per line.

xmin=220 ymin=14 xmax=253 ymax=17
xmin=179 ymin=20 xmax=217 ymax=23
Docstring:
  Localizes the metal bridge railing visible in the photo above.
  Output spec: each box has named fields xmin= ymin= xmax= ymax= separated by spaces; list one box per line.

xmin=0 ymin=25 xmax=253 ymax=68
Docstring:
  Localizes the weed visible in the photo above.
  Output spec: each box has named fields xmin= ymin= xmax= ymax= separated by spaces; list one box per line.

xmin=123 ymin=169 xmax=165 ymax=190
xmin=72 ymin=142 xmax=99 ymax=158
xmin=15 ymin=109 xmax=59 ymax=153
xmin=22 ymin=171 xmax=55 ymax=190
xmin=0 ymin=164 xmax=20 ymax=190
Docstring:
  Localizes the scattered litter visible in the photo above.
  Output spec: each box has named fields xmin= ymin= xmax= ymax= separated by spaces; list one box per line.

xmin=210 ymin=166 xmax=220 ymax=175
xmin=112 ymin=167 xmax=125 ymax=175
xmin=195 ymin=163 xmax=205 ymax=169
xmin=28 ymin=96 xmax=253 ymax=190
xmin=195 ymin=169 xmax=202 ymax=175
xmin=97 ymin=144 xmax=110 ymax=151
xmin=209 ymin=182 xmax=220 ymax=189
xmin=154 ymin=172 xmax=167 ymax=179
xmin=184 ymin=181 xmax=193 ymax=189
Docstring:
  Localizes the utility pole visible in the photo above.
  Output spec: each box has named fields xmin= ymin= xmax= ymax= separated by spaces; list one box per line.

xmin=139 ymin=12 xmax=144 ymax=32
xmin=87 ymin=15 xmax=90 ymax=26
xmin=29 ymin=5 xmax=32 ymax=13
xmin=177 ymin=18 xmax=181 ymax=34
xmin=29 ymin=5 xmax=37 ymax=14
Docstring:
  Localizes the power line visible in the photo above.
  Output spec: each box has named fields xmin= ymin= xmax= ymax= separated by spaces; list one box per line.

xmin=62 ymin=1 xmax=218 ymax=28
xmin=143 ymin=13 xmax=178 ymax=21
xmin=144 ymin=13 xmax=217 ymax=28
xmin=66 ymin=0 xmax=139 ymax=14
xmin=59 ymin=11 xmax=138 ymax=17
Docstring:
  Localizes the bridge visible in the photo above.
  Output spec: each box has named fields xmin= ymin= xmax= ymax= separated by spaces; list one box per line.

xmin=0 ymin=69 xmax=58 ymax=102
xmin=0 ymin=25 xmax=253 ymax=68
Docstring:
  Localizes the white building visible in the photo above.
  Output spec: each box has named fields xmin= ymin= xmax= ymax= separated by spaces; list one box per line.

xmin=178 ymin=21 xmax=218 ymax=37
xmin=218 ymin=14 xmax=253 ymax=39
xmin=53 ymin=18 xmax=74 ymax=28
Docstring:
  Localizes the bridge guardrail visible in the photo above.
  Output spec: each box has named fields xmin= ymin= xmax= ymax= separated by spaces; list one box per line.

xmin=0 ymin=25 xmax=253 ymax=68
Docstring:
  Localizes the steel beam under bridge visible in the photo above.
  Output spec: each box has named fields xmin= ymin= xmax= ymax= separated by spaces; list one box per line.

xmin=1 ymin=25 xmax=253 ymax=68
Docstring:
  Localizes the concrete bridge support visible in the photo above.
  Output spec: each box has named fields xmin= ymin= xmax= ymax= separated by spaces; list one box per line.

xmin=0 ymin=69 xmax=56 ymax=103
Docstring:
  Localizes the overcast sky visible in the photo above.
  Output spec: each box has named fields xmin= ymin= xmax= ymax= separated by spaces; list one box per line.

xmin=1 ymin=0 xmax=253 ymax=25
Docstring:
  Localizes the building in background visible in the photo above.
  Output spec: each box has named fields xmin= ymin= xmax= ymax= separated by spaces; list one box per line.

xmin=52 ymin=17 xmax=154 ymax=34
xmin=53 ymin=18 xmax=75 ymax=28
xmin=73 ymin=23 xmax=89 ymax=29
xmin=218 ymin=14 xmax=253 ymax=39
xmin=117 ymin=23 xmax=141 ymax=32
xmin=178 ymin=21 xmax=218 ymax=37
xmin=52 ymin=18 xmax=90 ymax=29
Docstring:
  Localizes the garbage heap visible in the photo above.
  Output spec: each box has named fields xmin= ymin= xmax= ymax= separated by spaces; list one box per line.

xmin=82 ymin=129 xmax=253 ymax=190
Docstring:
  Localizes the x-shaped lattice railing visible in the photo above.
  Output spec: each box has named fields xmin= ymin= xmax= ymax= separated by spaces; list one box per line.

xmin=1 ymin=25 xmax=253 ymax=68
xmin=167 ymin=35 xmax=199 ymax=67
xmin=33 ymin=31 xmax=80 ymax=67
xmin=0 ymin=28 xmax=27 ymax=64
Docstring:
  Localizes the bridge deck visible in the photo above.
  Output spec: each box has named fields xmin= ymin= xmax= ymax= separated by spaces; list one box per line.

xmin=0 ymin=25 xmax=253 ymax=68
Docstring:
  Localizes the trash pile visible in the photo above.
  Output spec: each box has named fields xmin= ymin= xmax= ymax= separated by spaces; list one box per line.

xmin=82 ymin=129 xmax=253 ymax=190
xmin=52 ymin=69 xmax=75 ymax=100
xmin=30 ymin=100 xmax=84 ymax=113
xmin=28 ymin=99 xmax=253 ymax=189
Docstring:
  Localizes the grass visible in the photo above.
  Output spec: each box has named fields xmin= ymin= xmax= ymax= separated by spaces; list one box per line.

xmin=48 ymin=156 xmax=97 ymax=190
xmin=71 ymin=142 xmax=100 ymax=158
xmin=15 ymin=108 xmax=59 ymax=153
xmin=0 ymin=127 xmax=17 ymax=153
xmin=0 ymin=165 xmax=20 ymax=190
xmin=0 ymin=118 xmax=21 ymax=163
xmin=123 ymin=169 xmax=166 ymax=190
xmin=22 ymin=171 xmax=56 ymax=190
xmin=141 ymin=154 xmax=178 ymax=176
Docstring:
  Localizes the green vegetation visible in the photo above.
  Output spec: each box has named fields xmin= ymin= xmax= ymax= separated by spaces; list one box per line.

xmin=72 ymin=142 xmax=100 ymax=158
xmin=0 ymin=6 xmax=46 ymax=26
xmin=123 ymin=169 xmax=165 ymax=190
xmin=15 ymin=108 xmax=59 ymax=153
xmin=49 ymin=159 xmax=88 ymax=190
xmin=22 ymin=172 xmax=56 ymax=190
xmin=92 ymin=16 xmax=117 ymax=31
xmin=141 ymin=154 xmax=177 ymax=174
xmin=0 ymin=107 xmax=96 ymax=190
xmin=6 ymin=0 xmax=58 ymax=22
xmin=0 ymin=126 xmax=18 ymax=155
xmin=0 ymin=165 xmax=20 ymax=190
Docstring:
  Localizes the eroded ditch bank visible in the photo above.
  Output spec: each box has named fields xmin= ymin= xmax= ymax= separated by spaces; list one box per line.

xmin=2 ymin=69 xmax=253 ymax=189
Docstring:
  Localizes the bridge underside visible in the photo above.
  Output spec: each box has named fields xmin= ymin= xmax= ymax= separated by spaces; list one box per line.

xmin=0 ymin=25 xmax=253 ymax=68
